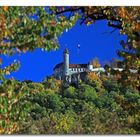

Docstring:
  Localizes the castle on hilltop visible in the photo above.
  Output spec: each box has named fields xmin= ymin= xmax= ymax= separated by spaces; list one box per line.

xmin=53 ymin=48 xmax=106 ymax=83
xmin=53 ymin=48 xmax=137 ymax=84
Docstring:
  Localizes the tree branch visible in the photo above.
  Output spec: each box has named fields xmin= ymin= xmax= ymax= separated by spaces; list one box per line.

xmin=56 ymin=7 xmax=83 ymax=15
xmin=108 ymin=22 xmax=123 ymax=29
xmin=80 ymin=12 xmax=105 ymax=25
xmin=102 ymin=28 xmax=117 ymax=34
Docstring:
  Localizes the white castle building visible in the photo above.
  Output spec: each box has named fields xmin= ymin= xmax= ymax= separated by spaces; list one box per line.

xmin=53 ymin=48 xmax=137 ymax=83
xmin=53 ymin=48 xmax=106 ymax=82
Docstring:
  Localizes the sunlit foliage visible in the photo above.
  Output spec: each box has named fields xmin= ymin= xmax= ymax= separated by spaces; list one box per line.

xmin=0 ymin=6 xmax=140 ymax=134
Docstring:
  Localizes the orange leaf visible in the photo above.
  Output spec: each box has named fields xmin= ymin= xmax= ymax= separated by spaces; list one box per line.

xmin=22 ymin=48 xmax=26 ymax=53
xmin=3 ymin=6 xmax=8 ymax=11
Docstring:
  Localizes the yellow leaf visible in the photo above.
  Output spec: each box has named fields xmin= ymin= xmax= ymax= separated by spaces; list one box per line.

xmin=61 ymin=22 xmax=65 ymax=27
xmin=5 ymin=71 xmax=10 ymax=75
xmin=4 ymin=31 xmax=7 ymax=37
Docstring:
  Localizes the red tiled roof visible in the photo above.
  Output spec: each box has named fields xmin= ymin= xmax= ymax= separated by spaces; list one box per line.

xmin=53 ymin=63 xmax=87 ymax=70
xmin=69 ymin=64 xmax=87 ymax=68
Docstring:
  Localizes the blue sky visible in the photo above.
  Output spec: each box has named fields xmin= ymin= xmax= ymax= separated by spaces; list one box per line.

xmin=2 ymin=20 xmax=127 ymax=82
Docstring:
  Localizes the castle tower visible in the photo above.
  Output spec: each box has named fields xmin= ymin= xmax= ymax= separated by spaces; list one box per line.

xmin=63 ymin=48 xmax=69 ymax=77
xmin=88 ymin=61 xmax=93 ymax=71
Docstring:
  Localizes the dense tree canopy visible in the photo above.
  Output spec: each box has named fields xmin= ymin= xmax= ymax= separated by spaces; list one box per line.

xmin=0 ymin=6 xmax=140 ymax=134
xmin=1 ymin=76 xmax=139 ymax=134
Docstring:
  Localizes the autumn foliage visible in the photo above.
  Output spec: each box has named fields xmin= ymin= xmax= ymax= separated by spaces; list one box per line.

xmin=0 ymin=6 xmax=140 ymax=134
xmin=90 ymin=58 xmax=101 ymax=68
xmin=55 ymin=6 xmax=140 ymax=90
xmin=0 ymin=77 xmax=139 ymax=134
xmin=0 ymin=6 xmax=139 ymax=88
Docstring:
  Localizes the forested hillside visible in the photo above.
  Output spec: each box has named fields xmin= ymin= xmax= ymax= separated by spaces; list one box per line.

xmin=0 ymin=6 xmax=139 ymax=135
xmin=0 ymin=73 xmax=139 ymax=134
